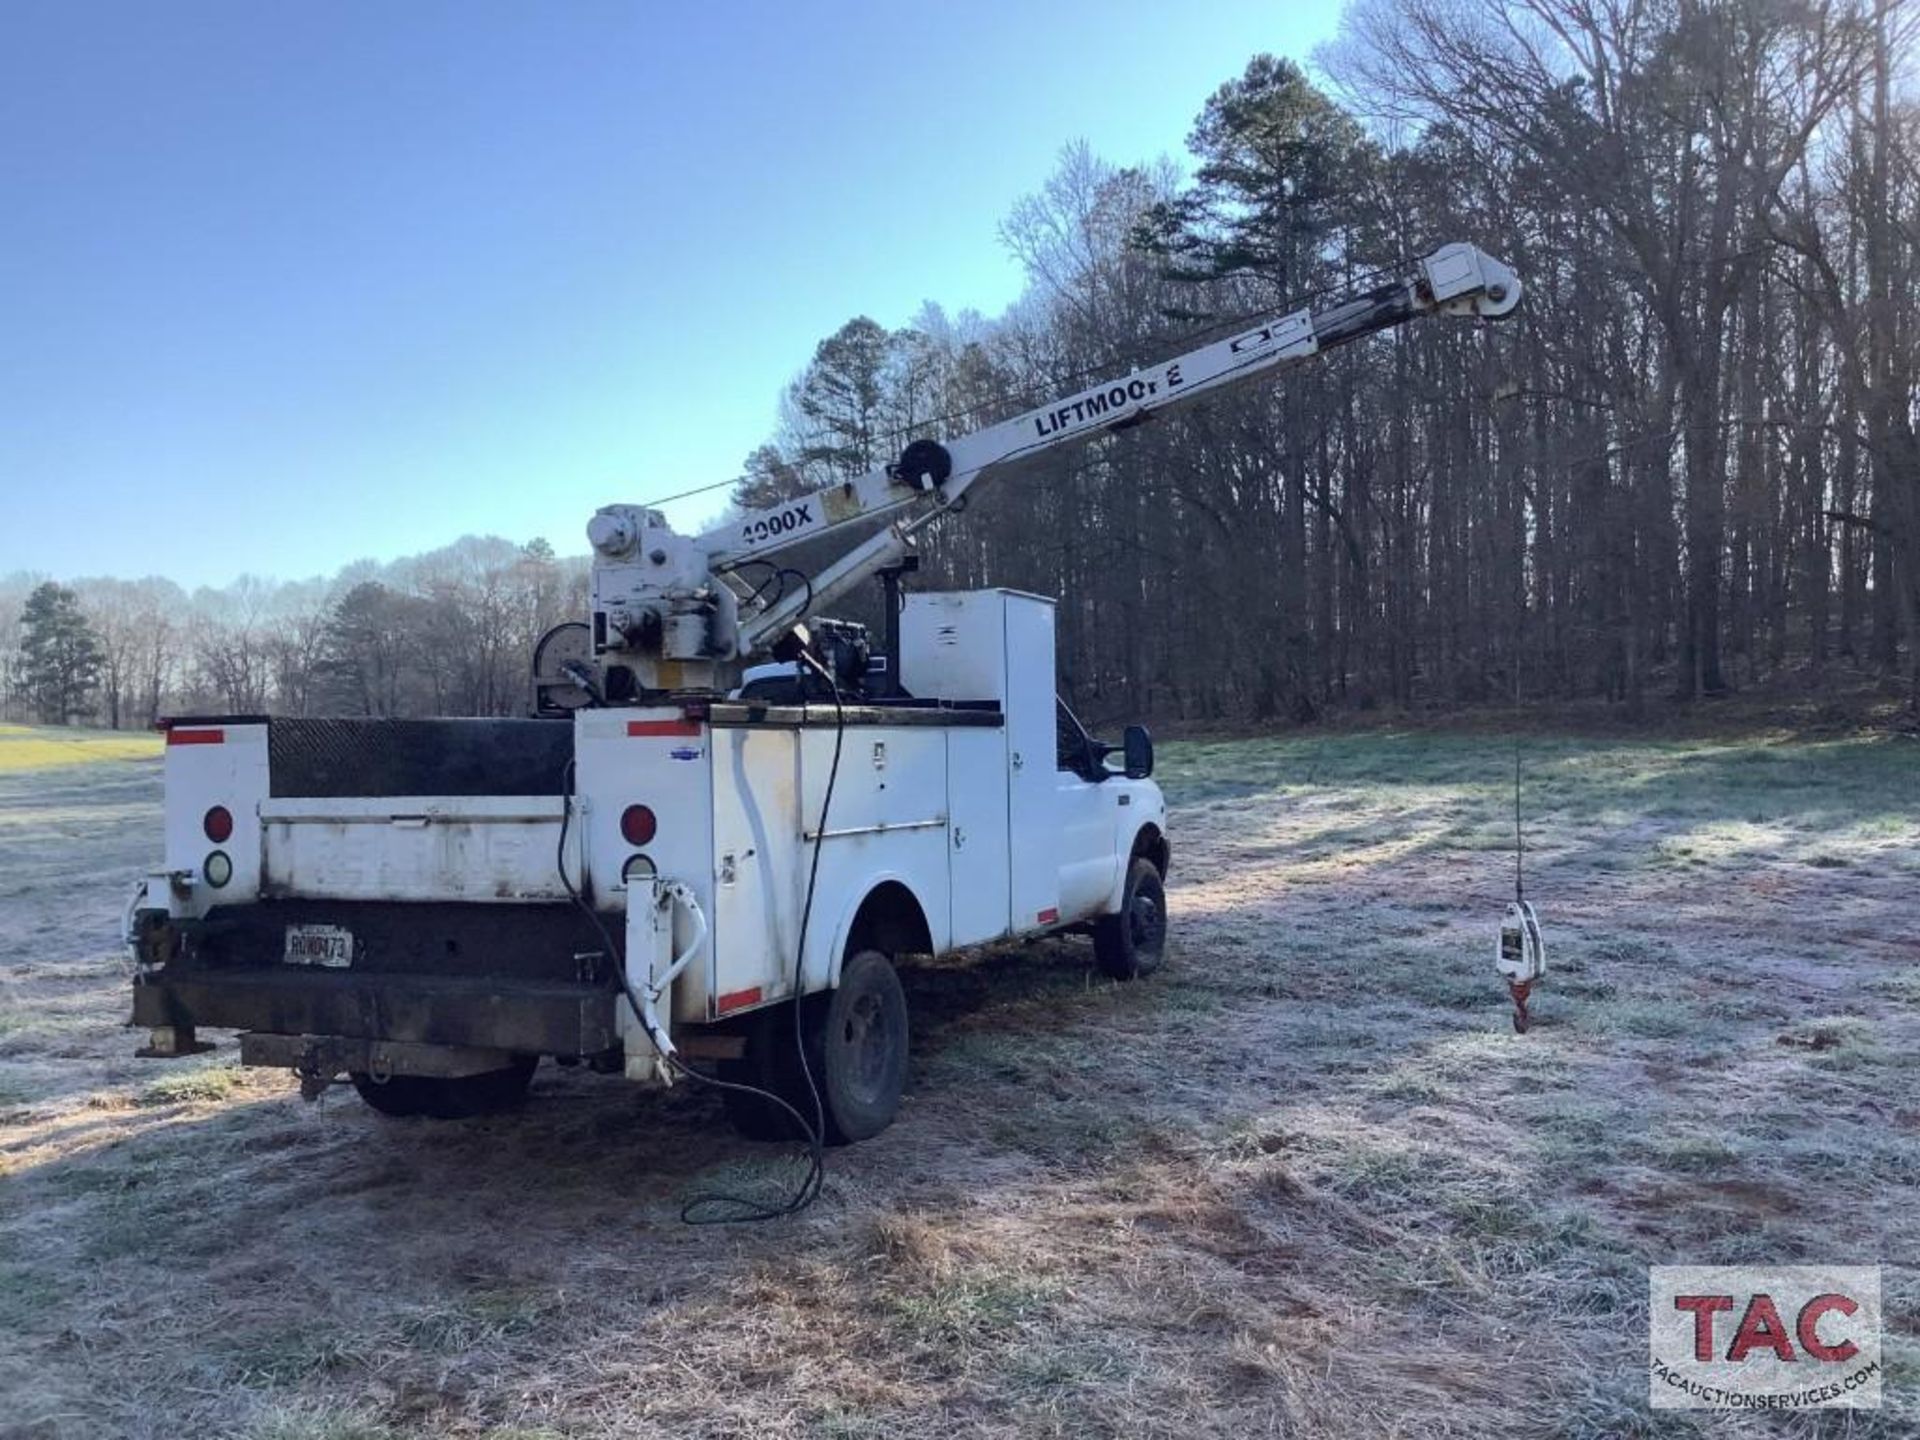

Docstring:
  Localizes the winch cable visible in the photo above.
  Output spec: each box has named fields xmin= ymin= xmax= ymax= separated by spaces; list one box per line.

xmin=553 ymin=669 xmax=848 ymax=1223
xmin=679 ymin=655 xmax=846 ymax=1223
xmin=1500 ymin=623 xmax=1543 ymax=1034
xmin=1514 ymin=669 xmax=1526 ymax=909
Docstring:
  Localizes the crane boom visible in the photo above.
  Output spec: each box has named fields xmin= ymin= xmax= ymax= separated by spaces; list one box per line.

xmin=582 ymin=243 xmax=1520 ymax=696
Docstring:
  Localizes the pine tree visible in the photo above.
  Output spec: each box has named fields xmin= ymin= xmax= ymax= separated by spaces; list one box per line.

xmin=14 ymin=582 xmax=105 ymax=725
xmin=789 ymin=317 xmax=893 ymax=483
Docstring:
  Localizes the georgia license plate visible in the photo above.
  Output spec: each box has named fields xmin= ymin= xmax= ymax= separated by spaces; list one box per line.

xmin=284 ymin=924 xmax=354 ymax=968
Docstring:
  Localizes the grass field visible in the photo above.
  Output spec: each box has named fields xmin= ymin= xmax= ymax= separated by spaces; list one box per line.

xmin=1 ymin=728 xmax=1916 ymax=1437
xmin=0 ymin=722 xmax=160 ymax=773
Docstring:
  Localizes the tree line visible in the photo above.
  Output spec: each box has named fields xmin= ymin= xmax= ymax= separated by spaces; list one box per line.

xmin=11 ymin=0 xmax=1918 ymax=729
xmin=744 ymin=0 xmax=1920 ymax=724
xmin=0 ymin=538 xmax=586 ymax=728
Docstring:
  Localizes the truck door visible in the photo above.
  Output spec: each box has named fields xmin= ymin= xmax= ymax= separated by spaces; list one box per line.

xmin=1053 ymin=700 xmax=1121 ymax=924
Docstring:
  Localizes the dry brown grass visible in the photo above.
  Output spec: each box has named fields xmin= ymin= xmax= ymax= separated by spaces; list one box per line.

xmin=2 ymin=731 xmax=1917 ymax=1438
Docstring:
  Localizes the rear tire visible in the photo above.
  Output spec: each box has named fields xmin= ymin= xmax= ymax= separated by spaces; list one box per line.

xmin=718 ymin=1006 xmax=813 ymax=1142
xmin=350 ymin=1055 xmax=537 ymax=1119
xmin=816 ymin=949 xmax=909 ymax=1144
xmin=719 ymin=949 xmax=909 ymax=1146
xmin=1093 ymin=857 xmax=1168 ymax=980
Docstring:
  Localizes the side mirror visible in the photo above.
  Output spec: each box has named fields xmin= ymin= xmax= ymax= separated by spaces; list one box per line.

xmin=1122 ymin=724 xmax=1154 ymax=780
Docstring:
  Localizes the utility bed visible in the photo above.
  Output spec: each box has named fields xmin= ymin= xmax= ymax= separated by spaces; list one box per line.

xmin=127 ymin=591 xmax=1169 ymax=1139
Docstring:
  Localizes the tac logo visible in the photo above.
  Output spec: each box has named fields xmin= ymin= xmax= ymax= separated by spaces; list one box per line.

xmin=1649 ymin=1266 xmax=1881 ymax=1410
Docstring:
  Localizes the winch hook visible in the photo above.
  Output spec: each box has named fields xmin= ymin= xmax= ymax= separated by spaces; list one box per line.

xmin=1506 ymin=977 xmax=1533 ymax=1034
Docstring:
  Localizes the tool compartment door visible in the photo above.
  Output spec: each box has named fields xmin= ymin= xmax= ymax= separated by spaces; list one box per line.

xmin=900 ymin=589 xmax=1060 ymax=933
xmin=710 ymin=726 xmax=804 ymax=1014
xmin=259 ymin=796 xmax=570 ymax=902
xmin=797 ymin=724 xmax=952 ymax=985
xmin=574 ymin=708 xmax=718 ymax=1025
xmin=946 ymin=726 xmax=1011 ymax=945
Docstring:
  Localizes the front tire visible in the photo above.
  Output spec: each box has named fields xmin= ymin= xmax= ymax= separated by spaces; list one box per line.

xmin=350 ymin=1056 xmax=537 ymax=1119
xmin=1093 ymin=857 xmax=1168 ymax=980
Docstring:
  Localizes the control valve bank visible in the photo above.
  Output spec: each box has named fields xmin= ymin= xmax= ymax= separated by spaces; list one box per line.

xmin=127 ymin=245 xmax=1520 ymax=1142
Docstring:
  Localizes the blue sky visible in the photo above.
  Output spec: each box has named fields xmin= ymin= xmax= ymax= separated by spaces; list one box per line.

xmin=0 ymin=0 xmax=1342 ymax=589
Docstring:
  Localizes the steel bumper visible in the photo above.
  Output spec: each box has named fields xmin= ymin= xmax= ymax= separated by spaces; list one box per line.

xmin=131 ymin=967 xmax=620 ymax=1058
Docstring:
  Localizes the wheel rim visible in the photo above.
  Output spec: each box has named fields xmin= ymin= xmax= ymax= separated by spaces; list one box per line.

xmin=840 ymin=990 xmax=893 ymax=1101
xmin=1129 ymin=887 xmax=1166 ymax=957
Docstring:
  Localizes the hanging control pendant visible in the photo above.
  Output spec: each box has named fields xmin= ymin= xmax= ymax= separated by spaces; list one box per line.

xmin=1496 ymin=900 xmax=1545 ymax=1032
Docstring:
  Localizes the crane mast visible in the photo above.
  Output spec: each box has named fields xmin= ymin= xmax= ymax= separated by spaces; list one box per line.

xmin=580 ymin=242 xmax=1520 ymax=699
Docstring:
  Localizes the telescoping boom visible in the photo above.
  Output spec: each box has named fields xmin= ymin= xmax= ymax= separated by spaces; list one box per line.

xmin=584 ymin=243 xmax=1521 ymax=695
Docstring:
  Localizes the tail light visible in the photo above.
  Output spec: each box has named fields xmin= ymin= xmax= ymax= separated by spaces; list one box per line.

xmin=203 ymin=805 xmax=233 ymax=843
xmin=620 ymin=804 xmax=657 ymax=846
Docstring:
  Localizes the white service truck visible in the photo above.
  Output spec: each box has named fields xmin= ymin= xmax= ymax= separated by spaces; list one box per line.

xmin=127 ymin=245 xmax=1521 ymax=1144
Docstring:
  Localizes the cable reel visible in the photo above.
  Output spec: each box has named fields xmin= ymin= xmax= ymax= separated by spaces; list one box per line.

xmin=531 ymin=621 xmax=598 ymax=714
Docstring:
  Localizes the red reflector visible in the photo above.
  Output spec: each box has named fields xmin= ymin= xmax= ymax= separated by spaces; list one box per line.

xmin=716 ymin=987 xmax=763 ymax=1016
xmin=1038 ymin=908 xmax=1060 ymax=925
xmin=203 ymin=806 xmax=233 ymax=843
xmin=626 ymin=720 xmax=701 ymax=738
xmin=167 ymin=728 xmax=224 ymax=746
xmin=620 ymin=804 xmax=658 ymax=846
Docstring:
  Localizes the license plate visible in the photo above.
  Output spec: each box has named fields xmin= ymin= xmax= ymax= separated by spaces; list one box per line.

xmin=284 ymin=924 xmax=354 ymax=968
